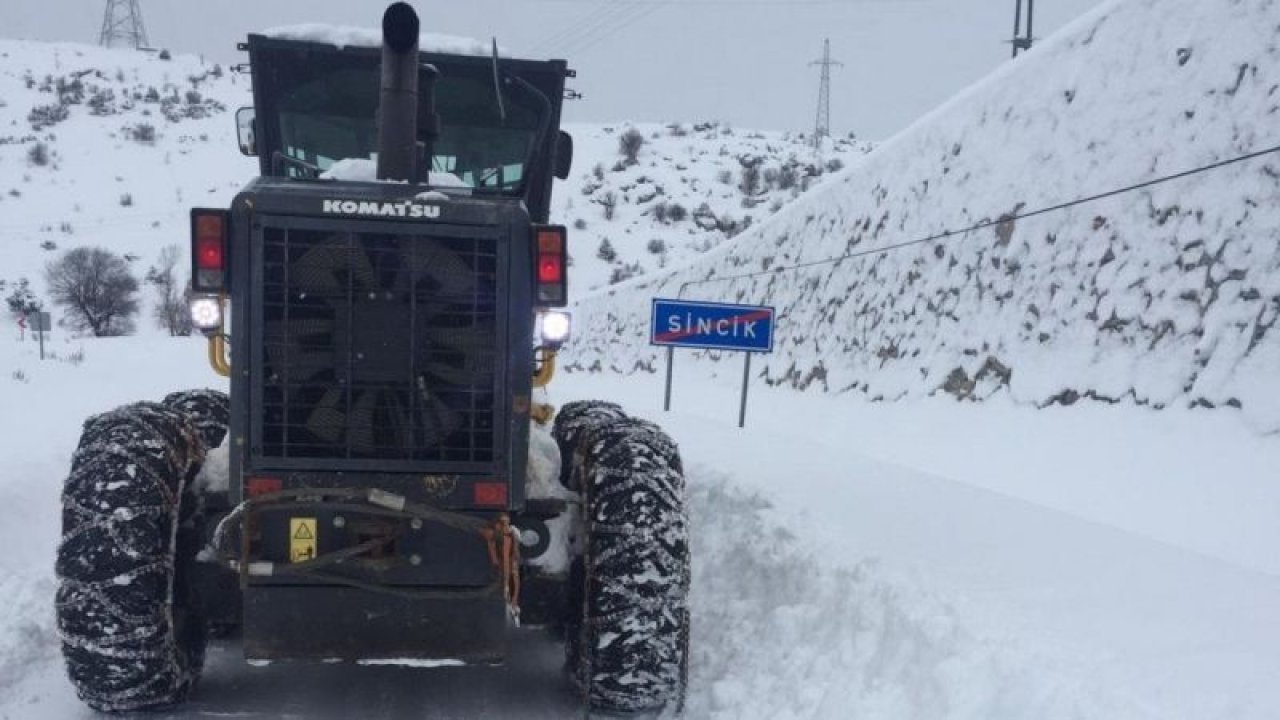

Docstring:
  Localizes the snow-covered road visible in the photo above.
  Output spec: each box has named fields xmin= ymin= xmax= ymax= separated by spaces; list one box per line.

xmin=561 ymin=368 xmax=1280 ymax=719
xmin=2 ymin=337 xmax=1278 ymax=718
xmin=12 ymin=632 xmax=582 ymax=720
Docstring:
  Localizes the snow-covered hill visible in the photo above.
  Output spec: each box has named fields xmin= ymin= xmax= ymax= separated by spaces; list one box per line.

xmin=553 ymin=123 xmax=868 ymax=294
xmin=0 ymin=40 xmax=254 ymax=296
xmin=0 ymin=40 xmax=863 ymax=320
xmin=563 ymin=0 xmax=1280 ymax=433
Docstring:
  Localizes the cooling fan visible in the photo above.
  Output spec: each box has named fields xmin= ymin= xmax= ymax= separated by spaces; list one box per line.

xmin=265 ymin=231 xmax=495 ymax=456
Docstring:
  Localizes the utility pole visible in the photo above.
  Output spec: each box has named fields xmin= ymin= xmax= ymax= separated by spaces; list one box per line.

xmin=99 ymin=0 xmax=150 ymax=50
xmin=1011 ymin=0 xmax=1035 ymax=57
xmin=808 ymin=38 xmax=843 ymax=150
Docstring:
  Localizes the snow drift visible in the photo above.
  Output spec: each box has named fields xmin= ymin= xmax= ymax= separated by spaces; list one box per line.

xmin=562 ymin=0 xmax=1280 ymax=432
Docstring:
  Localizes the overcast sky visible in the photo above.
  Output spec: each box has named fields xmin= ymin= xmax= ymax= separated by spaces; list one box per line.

xmin=2 ymin=0 xmax=1104 ymax=139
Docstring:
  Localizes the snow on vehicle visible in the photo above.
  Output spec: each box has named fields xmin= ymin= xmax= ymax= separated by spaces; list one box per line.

xmin=54 ymin=4 xmax=689 ymax=713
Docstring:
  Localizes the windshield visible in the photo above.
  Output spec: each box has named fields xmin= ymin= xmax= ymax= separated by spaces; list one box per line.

xmin=270 ymin=63 xmax=542 ymax=189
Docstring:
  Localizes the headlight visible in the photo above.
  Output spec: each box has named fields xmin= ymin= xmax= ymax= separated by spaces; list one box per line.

xmin=539 ymin=311 xmax=571 ymax=346
xmin=190 ymin=297 xmax=223 ymax=331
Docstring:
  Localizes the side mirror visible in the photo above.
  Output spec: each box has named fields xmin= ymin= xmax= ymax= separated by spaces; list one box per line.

xmin=236 ymin=107 xmax=257 ymax=157
xmin=554 ymin=130 xmax=573 ymax=180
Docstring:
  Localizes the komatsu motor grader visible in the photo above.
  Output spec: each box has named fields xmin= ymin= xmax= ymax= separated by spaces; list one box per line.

xmin=55 ymin=4 xmax=689 ymax=713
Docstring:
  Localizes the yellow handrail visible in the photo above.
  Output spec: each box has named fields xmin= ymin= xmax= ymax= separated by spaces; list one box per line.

xmin=532 ymin=347 xmax=556 ymax=388
xmin=208 ymin=332 xmax=231 ymax=377
xmin=206 ymin=296 xmax=231 ymax=377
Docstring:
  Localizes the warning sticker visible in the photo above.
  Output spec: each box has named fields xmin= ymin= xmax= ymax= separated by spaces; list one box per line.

xmin=290 ymin=518 xmax=317 ymax=563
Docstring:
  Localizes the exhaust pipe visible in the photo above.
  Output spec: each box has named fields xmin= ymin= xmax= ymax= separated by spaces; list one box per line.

xmin=377 ymin=2 xmax=421 ymax=182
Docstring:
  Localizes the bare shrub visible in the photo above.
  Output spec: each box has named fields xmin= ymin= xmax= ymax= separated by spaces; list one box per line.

xmin=127 ymin=123 xmax=156 ymax=144
xmin=600 ymin=191 xmax=618 ymax=221
xmin=5 ymin=277 xmax=42 ymax=315
xmin=27 ymin=142 xmax=50 ymax=166
xmin=618 ymin=127 xmax=645 ymax=165
xmin=609 ymin=261 xmax=643 ymax=285
xmin=777 ymin=163 xmax=799 ymax=190
xmin=739 ymin=163 xmax=761 ymax=196
xmin=597 ymin=238 xmax=618 ymax=263
xmin=146 ymin=245 xmax=193 ymax=336
xmin=28 ymin=103 xmax=68 ymax=131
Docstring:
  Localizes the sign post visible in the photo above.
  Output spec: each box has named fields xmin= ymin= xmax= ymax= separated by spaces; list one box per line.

xmin=32 ymin=312 xmax=51 ymax=360
xmin=650 ymin=298 xmax=775 ymax=428
xmin=663 ymin=346 xmax=675 ymax=412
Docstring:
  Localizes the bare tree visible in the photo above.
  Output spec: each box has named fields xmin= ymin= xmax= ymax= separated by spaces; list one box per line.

xmin=45 ymin=247 xmax=139 ymax=336
xmin=146 ymin=245 xmax=192 ymax=336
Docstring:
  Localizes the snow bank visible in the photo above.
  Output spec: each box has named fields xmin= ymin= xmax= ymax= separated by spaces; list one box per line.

xmin=562 ymin=0 xmax=1280 ymax=432
xmin=684 ymin=475 xmax=1150 ymax=720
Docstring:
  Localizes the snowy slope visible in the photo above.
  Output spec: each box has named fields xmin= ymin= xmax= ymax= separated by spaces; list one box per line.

xmin=563 ymin=0 xmax=1280 ymax=433
xmin=0 ymin=40 xmax=255 ymax=297
xmin=553 ymin=122 xmax=869 ymax=295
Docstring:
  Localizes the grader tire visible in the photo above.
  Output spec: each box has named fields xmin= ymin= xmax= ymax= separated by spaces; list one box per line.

xmin=563 ymin=414 xmax=691 ymax=712
xmin=56 ymin=401 xmax=213 ymax=712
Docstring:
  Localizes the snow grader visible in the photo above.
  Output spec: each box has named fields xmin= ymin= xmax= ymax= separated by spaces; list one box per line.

xmin=55 ymin=4 xmax=689 ymax=713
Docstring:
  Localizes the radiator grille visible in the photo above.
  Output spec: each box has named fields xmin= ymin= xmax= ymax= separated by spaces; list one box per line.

xmin=258 ymin=226 xmax=499 ymax=462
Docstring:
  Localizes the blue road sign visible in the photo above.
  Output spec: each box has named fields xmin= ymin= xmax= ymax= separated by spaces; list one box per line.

xmin=650 ymin=298 xmax=775 ymax=353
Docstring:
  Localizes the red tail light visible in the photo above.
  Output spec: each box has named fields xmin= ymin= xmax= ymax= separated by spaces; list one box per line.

xmin=538 ymin=255 xmax=563 ymax=284
xmin=473 ymin=481 xmax=508 ymax=507
xmin=246 ymin=476 xmax=283 ymax=497
xmin=191 ymin=209 xmax=229 ymax=292
xmin=534 ymin=225 xmax=567 ymax=307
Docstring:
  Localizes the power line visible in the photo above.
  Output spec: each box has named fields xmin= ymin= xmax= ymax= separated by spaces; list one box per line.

xmin=531 ymin=1 xmax=663 ymax=58
xmin=529 ymin=0 xmax=627 ymax=54
xmin=680 ymin=142 xmax=1280 ymax=291
xmin=555 ymin=2 xmax=645 ymax=55
xmin=521 ymin=0 xmax=922 ymax=5
xmin=561 ymin=4 xmax=664 ymax=56
xmin=528 ymin=0 xmax=908 ymax=58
